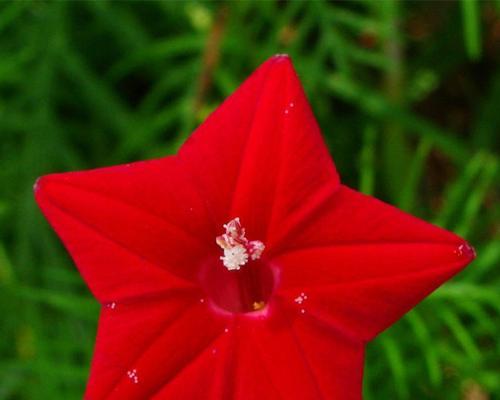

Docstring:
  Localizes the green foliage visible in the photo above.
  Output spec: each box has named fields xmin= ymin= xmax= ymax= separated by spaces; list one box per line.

xmin=0 ymin=1 xmax=499 ymax=399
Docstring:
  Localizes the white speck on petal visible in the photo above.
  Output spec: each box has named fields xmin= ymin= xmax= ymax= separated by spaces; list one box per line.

xmin=294 ymin=292 xmax=308 ymax=305
xmin=127 ymin=369 xmax=139 ymax=384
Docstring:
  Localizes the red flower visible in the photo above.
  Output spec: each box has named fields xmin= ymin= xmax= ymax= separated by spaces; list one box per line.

xmin=35 ymin=55 xmax=475 ymax=400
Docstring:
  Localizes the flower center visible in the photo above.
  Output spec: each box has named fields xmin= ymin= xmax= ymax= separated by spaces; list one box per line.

xmin=215 ymin=217 xmax=265 ymax=270
xmin=199 ymin=218 xmax=274 ymax=314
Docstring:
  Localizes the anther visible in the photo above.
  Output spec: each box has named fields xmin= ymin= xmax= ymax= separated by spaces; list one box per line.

xmin=216 ymin=218 xmax=265 ymax=270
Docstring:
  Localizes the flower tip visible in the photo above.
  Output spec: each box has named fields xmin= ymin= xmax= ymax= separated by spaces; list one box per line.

xmin=265 ymin=54 xmax=297 ymax=78
xmin=271 ymin=53 xmax=290 ymax=60
xmin=33 ymin=175 xmax=56 ymax=200
xmin=465 ymin=242 xmax=477 ymax=261
xmin=455 ymin=241 xmax=477 ymax=263
xmin=269 ymin=53 xmax=292 ymax=65
xmin=33 ymin=176 xmax=51 ymax=198
xmin=33 ymin=176 xmax=53 ymax=210
xmin=33 ymin=177 xmax=42 ymax=193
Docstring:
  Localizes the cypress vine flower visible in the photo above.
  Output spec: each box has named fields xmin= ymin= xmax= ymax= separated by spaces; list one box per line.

xmin=35 ymin=55 xmax=475 ymax=399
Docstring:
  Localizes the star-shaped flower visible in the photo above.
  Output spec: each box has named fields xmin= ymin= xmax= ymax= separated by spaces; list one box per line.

xmin=35 ymin=55 xmax=475 ymax=399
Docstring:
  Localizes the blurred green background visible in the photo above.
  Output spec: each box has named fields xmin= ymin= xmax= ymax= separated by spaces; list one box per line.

xmin=1 ymin=1 xmax=499 ymax=399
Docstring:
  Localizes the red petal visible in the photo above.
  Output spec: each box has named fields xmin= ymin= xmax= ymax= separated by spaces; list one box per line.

xmin=85 ymin=291 xmax=197 ymax=399
xmin=93 ymin=301 xmax=224 ymax=400
xmin=179 ymin=55 xmax=339 ymax=242
xmin=232 ymin=303 xmax=327 ymax=400
xmin=153 ymin=335 xmax=233 ymax=400
xmin=276 ymin=299 xmax=364 ymax=400
xmin=231 ymin=324 xmax=284 ymax=400
xmin=35 ymin=157 xmax=214 ymax=301
xmin=152 ymin=322 xmax=236 ymax=400
xmin=275 ymin=185 xmax=474 ymax=340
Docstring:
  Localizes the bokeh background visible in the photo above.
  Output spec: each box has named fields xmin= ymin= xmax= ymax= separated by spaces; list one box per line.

xmin=1 ymin=1 xmax=499 ymax=399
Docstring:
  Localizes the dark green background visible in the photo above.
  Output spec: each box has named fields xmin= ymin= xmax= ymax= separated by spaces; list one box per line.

xmin=1 ymin=1 xmax=499 ymax=399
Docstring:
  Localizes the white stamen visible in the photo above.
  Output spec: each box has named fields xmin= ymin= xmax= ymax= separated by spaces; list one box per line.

xmin=216 ymin=218 xmax=265 ymax=270
xmin=220 ymin=245 xmax=248 ymax=271
xmin=248 ymin=240 xmax=265 ymax=260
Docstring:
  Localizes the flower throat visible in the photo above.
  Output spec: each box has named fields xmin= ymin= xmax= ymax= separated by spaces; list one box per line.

xmin=200 ymin=218 xmax=274 ymax=314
